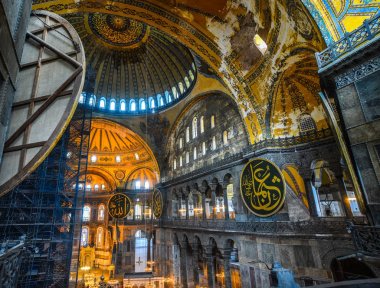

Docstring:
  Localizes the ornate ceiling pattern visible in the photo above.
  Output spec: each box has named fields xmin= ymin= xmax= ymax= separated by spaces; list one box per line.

xmin=85 ymin=119 xmax=159 ymax=191
xmin=63 ymin=11 xmax=196 ymax=114
xmin=302 ymin=0 xmax=380 ymax=45
xmin=31 ymin=0 xmax=379 ymax=141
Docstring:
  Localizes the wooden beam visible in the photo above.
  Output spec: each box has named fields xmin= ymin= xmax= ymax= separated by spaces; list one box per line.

xmin=26 ymin=32 xmax=81 ymax=67
xmin=4 ymin=66 xmax=82 ymax=148
xmin=29 ymin=23 xmax=63 ymax=35
xmin=21 ymin=51 xmax=77 ymax=69
xmin=12 ymin=90 xmax=73 ymax=108
xmin=4 ymin=141 xmax=46 ymax=153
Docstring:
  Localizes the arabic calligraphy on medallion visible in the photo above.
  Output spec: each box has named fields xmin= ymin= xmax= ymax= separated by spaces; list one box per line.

xmin=240 ymin=158 xmax=286 ymax=217
xmin=152 ymin=189 xmax=163 ymax=218
xmin=108 ymin=193 xmax=131 ymax=219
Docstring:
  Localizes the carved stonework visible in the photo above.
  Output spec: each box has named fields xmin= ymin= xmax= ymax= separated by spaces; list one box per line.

xmin=335 ymin=56 xmax=380 ymax=89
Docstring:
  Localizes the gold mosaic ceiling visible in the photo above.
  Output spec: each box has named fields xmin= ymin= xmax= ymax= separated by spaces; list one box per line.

xmin=33 ymin=0 xmax=329 ymax=141
xmin=63 ymin=12 xmax=196 ymax=105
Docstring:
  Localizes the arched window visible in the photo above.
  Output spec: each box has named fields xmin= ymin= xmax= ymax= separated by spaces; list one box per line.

xmin=91 ymin=155 xmax=97 ymax=163
xmin=192 ymin=62 xmax=196 ymax=71
xmin=140 ymin=99 xmax=146 ymax=110
xmin=81 ymin=227 xmax=89 ymax=246
xmin=157 ymin=94 xmax=164 ymax=106
xmin=179 ymin=156 xmax=183 ymax=167
xmin=189 ymin=70 xmax=194 ymax=81
xmin=110 ymin=99 xmax=116 ymax=111
xmin=173 ymin=158 xmax=177 ymax=170
xmin=193 ymin=147 xmax=197 ymax=160
xmin=211 ymin=115 xmax=215 ymax=128
xmin=179 ymin=82 xmax=184 ymax=94
xmin=79 ymin=93 xmax=85 ymax=103
xmin=135 ymin=153 xmax=139 ymax=160
xmin=223 ymin=130 xmax=228 ymax=145
xmin=135 ymin=180 xmax=141 ymax=189
xmin=212 ymin=136 xmax=216 ymax=150
xmin=186 ymin=127 xmax=190 ymax=143
xmin=200 ymin=116 xmax=205 ymax=133
xmin=192 ymin=117 xmax=198 ymax=139
xmin=120 ymin=99 xmax=126 ymax=111
xmin=97 ymin=227 xmax=103 ymax=248
xmin=130 ymin=100 xmax=136 ymax=111
xmin=88 ymin=95 xmax=96 ymax=107
xmin=253 ymin=34 xmax=267 ymax=55
xmin=179 ymin=138 xmax=183 ymax=149
xmin=144 ymin=180 xmax=150 ymax=189
xmin=172 ymin=87 xmax=178 ymax=99
xmin=94 ymin=184 xmax=99 ymax=192
xmin=83 ymin=205 xmax=91 ymax=221
xmin=202 ymin=142 xmax=206 ymax=155
xmin=115 ymin=155 xmax=121 ymax=163
xmin=165 ymin=91 xmax=172 ymax=103
xmin=186 ymin=151 xmax=189 ymax=164
xmin=99 ymin=97 xmax=106 ymax=109
xmin=184 ymin=76 xmax=190 ymax=88
xmin=299 ymin=114 xmax=316 ymax=134
xmin=98 ymin=204 xmax=105 ymax=221
xmin=149 ymin=97 xmax=155 ymax=109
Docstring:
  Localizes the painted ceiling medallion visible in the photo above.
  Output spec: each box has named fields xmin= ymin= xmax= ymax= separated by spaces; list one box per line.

xmin=85 ymin=13 xmax=149 ymax=49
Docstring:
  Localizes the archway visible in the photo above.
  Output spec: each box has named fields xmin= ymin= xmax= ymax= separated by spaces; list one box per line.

xmin=331 ymin=257 xmax=376 ymax=281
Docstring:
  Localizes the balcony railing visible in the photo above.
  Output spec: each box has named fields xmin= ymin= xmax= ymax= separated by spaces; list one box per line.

xmin=316 ymin=14 xmax=380 ymax=69
xmin=161 ymin=218 xmax=348 ymax=236
xmin=349 ymin=224 xmax=380 ymax=257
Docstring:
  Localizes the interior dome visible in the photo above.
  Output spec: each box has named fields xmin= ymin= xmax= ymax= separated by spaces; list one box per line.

xmin=65 ymin=13 xmax=197 ymax=114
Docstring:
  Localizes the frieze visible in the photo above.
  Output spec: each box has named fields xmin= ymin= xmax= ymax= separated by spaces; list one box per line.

xmin=335 ymin=56 xmax=380 ymax=89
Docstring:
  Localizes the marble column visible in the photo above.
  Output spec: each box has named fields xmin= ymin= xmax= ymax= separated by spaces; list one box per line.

xmin=205 ymin=245 xmax=216 ymax=288
xmin=200 ymin=188 xmax=207 ymax=220
xmin=222 ymin=249 xmax=232 ymax=288
xmin=191 ymin=243 xmax=200 ymax=287
xmin=179 ymin=241 xmax=188 ymax=288
xmin=337 ymin=176 xmax=354 ymax=218
xmin=185 ymin=194 xmax=190 ymax=220
xmin=223 ymin=185 xmax=229 ymax=220
xmin=210 ymin=184 xmax=217 ymax=220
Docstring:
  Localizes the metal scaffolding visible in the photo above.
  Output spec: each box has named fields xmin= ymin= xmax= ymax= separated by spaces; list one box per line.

xmin=0 ymin=106 xmax=91 ymax=288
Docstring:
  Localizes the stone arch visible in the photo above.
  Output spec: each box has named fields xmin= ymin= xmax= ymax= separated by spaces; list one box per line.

xmin=321 ymin=247 xmax=356 ymax=270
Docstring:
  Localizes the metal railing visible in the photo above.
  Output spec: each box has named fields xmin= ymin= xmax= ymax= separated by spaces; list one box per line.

xmin=348 ymin=223 xmax=380 ymax=257
xmin=316 ymin=14 xmax=380 ymax=69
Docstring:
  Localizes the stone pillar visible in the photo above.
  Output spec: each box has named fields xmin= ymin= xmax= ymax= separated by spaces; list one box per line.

xmin=193 ymin=193 xmax=199 ymax=220
xmin=337 ymin=176 xmax=354 ymax=218
xmin=133 ymin=201 xmax=136 ymax=221
xmin=191 ymin=243 xmax=200 ymax=287
xmin=179 ymin=241 xmax=188 ymax=288
xmin=205 ymin=245 xmax=216 ymax=288
xmin=223 ymin=185 xmax=229 ymax=220
xmin=200 ymin=188 xmax=207 ymax=220
xmin=210 ymin=184 xmax=217 ymax=220
xmin=142 ymin=203 xmax=145 ymax=220
xmin=185 ymin=194 xmax=190 ymax=220
xmin=305 ymin=179 xmax=319 ymax=217
xmin=222 ymin=249 xmax=232 ymax=288
xmin=147 ymin=232 xmax=152 ymax=269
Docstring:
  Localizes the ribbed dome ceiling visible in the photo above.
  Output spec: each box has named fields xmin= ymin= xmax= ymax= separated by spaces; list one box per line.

xmin=65 ymin=13 xmax=197 ymax=114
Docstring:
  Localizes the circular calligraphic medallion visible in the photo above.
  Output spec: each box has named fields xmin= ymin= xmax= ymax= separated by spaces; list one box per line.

xmin=240 ymin=158 xmax=286 ymax=217
xmin=108 ymin=193 xmax=131 ymax=219
xmin=152 ymin=189 xmax=163 ymax=218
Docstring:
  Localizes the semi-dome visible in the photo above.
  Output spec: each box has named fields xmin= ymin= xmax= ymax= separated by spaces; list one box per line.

xmin=64 ymin=13 xmax=197 ymax=114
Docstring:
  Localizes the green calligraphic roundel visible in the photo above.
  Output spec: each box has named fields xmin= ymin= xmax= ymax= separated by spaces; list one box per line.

xmin=240 ymin=158 xmax=286 ymax=217
xmin=108 ymin=193 xmax=131 ymax=219
xmin=152 ymin=189 xmax=163 ymax=218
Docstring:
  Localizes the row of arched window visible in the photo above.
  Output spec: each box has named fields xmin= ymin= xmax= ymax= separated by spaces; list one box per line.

xmin=79 ymin=69 xmax=195 ymax=113
xmin=173 ymin=128 xmax=232 ymax=170
xmin=82 ymin=204 xmax=105 ymax=222
xmin=81 ymin=226 xmax=105 ymax=248
xmin=179 ymin=115 xmax=215 ymax=149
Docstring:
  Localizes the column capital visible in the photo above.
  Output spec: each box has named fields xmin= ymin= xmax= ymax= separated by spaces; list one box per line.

xmin=209 ymin=183 xmax=218 ymax=191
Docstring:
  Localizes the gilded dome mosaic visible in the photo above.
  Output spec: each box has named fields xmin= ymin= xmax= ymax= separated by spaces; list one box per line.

xmin=64 ymin=12 xmax=197 ymax=115
xmin=85 ymin=13 xmax=149 ymax=49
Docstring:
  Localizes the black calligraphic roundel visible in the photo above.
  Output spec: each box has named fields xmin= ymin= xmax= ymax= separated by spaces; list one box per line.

xmin=240 ymin=158 xmax=286 ymax=217
xmin=108 ymin=193 xmax=131 ymax=219
xmin=152 ymin=189 xmax=163 ymax=218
